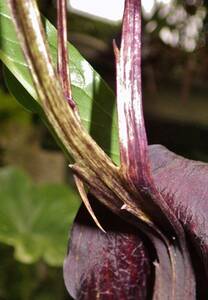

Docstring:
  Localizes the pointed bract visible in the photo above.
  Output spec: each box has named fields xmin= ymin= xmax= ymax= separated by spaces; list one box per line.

xmin=74 ymin=175 xmax=105 ymax=232
xmin=116 ymin=0 xmax=150 ymax=187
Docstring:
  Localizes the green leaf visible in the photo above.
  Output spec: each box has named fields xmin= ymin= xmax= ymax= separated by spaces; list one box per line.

xmin=0 ymin=2 xmax=119 ymax=164
xmin=0 ymin=167 xmax=80 ymax=266
xmin=3 ymin=66 xmax=44 ymax=116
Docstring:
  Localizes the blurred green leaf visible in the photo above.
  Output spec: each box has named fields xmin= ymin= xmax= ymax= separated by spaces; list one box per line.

xmin=0 ymin=244 xmax=71 ymax=300
xmin=0 ymin=167 xmax=80 ymax=266
xmin=0 ymin=88 xmax=31 ymax=124
xmin=0 ymin=2 xmax=119 ymax=164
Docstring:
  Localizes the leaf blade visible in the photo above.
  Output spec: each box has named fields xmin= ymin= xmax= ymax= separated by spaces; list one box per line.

xmin=0 ymin=167 xmax=80 ymax=266
xmin=0 ymin=1 xmax=119 ymax=163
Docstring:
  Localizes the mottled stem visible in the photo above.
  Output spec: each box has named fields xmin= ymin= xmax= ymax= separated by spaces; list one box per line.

xmin=7 ymin=0 xmax=153 ymax=228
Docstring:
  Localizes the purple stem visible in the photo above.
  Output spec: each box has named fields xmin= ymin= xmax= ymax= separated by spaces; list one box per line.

xmin=57 ymin=0 xmax=75 ymax=109
xmin=116 ymin=0 xmax=151 ymax=187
